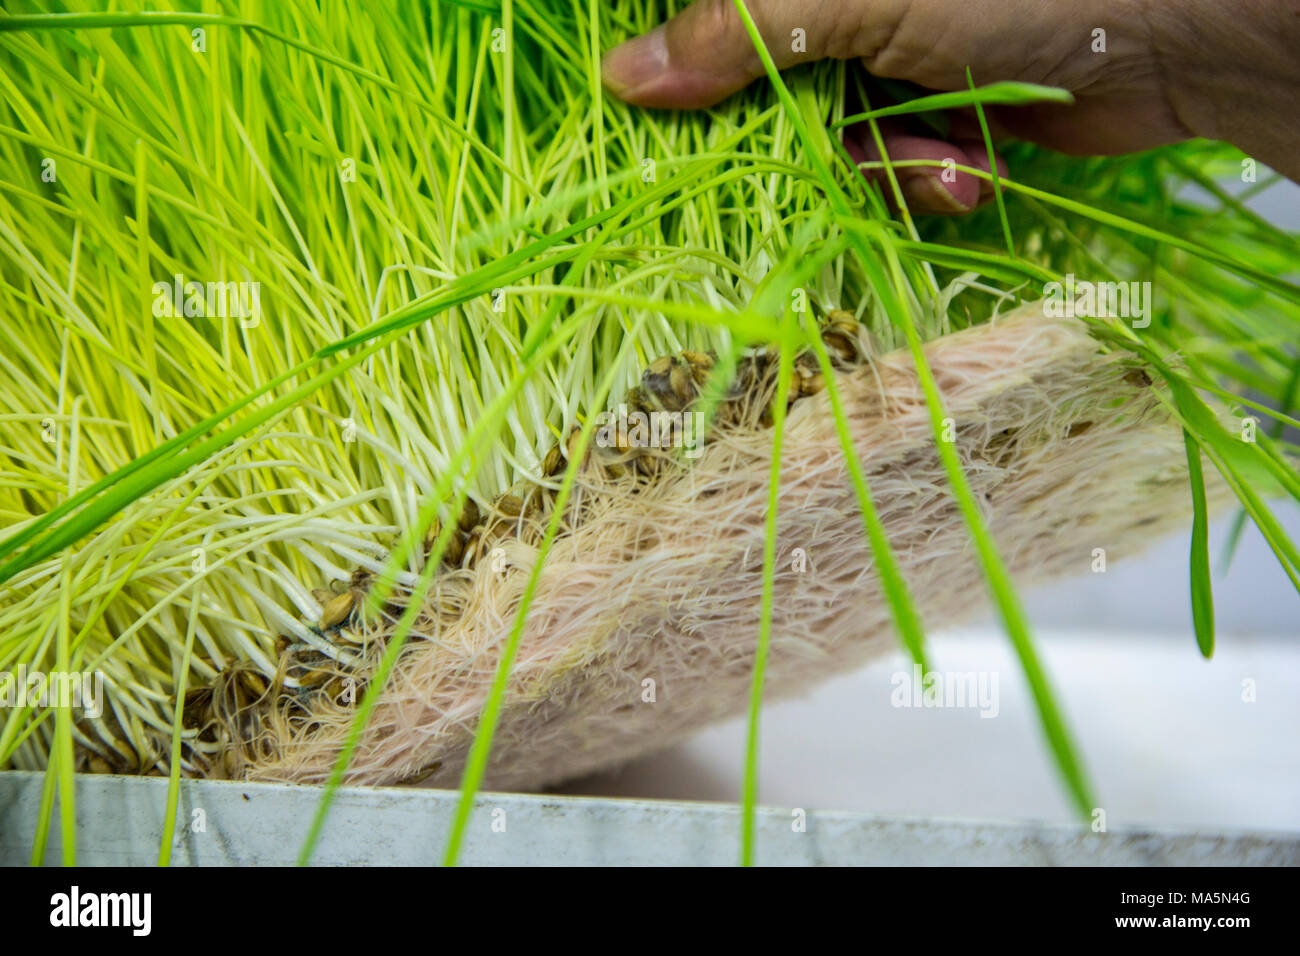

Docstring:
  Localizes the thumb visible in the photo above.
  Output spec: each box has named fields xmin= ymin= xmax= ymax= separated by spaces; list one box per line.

xmin=602 ymin=0 xmax=860 ymax=109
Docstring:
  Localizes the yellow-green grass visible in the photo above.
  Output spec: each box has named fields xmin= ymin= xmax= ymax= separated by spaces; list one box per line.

xmin=0 ymin=0 xmax=1296 ymax=865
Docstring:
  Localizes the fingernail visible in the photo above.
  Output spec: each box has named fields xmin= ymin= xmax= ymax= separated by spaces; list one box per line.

xmin=601 ymin=25 xmax=669 ymax=99
xmin=899 ymin=171 xmax=975 ymax=215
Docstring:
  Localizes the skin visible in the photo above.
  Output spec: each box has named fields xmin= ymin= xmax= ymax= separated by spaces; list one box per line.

xmin=601 ymin=0 xmax=1300 ymax=213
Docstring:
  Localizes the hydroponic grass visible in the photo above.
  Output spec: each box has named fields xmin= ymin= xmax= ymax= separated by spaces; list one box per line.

xmin=0 ymin=0 xmax=1296 ymax=867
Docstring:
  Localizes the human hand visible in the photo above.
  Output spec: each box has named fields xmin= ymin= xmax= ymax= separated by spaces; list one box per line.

xmin=601 ymin=0 xmax=1300 ymax=211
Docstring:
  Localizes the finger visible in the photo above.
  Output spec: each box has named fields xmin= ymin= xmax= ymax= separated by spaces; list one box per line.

xmin=914 ymin=111 xmax=1009 ymax=203
xmin=990 ymin=97 xmax=1178 ymax=155
xmin=949 ymin=138 xmax=1009 ymax=202
xmin=602 ymin=0 xmax=888 ymax=109
xmin=845 ymin=126 xmax=988 ymax=215
xmin=945 ymin=109 xmax=1009 ymax=171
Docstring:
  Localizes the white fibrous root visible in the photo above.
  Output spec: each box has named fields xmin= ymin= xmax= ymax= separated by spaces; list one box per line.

xmin=190 ymin=308 xmax=1228 ymax=789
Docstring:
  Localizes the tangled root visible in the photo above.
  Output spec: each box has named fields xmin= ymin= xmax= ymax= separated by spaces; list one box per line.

xmin=190 ymin=307 xmax=1227 ymax=789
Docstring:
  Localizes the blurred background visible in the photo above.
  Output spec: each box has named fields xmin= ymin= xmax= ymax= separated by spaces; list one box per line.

xmin=557 ymin=176 xmax=1300 ymax=833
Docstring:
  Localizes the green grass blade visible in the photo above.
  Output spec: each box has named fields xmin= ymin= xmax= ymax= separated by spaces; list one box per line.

xmin=1183 ymin=429 xmax=1215 ymax=658
xmin=966 ymin=68 xmax=1013 ymax=258
xmin=800 ymin=315 xmax=929 ymax=669
xmin=441 ymin=315 xmax=648 ymax=866
xmin=741 ymin=308 xmax=794 ymax=867
xmin=730 ymin=0 xmax=1093 ymax=818
xmin=158 ymin=580 xmax=203 ymax=866
xmin=833 ymin=81 xmax=1073 ymax=129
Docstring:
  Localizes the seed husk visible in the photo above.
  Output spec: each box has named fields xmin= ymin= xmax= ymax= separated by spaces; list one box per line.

xmin=681 ymin=349 xmax=714 ymax=373
xmin=823 ymin=310 xmax=862 ymax=363
xmin=462 ymin=526 xmax=484 ymax=568
xmin=564 ymin=425 xmax=587 ymax=467
xmin=642 ymin=355 xmax=690 ymax=411
xmin=182 ymin=687 xmax=213 ymax=730
xmin=295 ymin=668 xmax=331 ymax=689
xmin=333 ymin=626 xmax=367 ymax=646
xmin=626 ymin=386 xmax=653 ymax=415
xmin=457 ymin=498 xmax=480 ymax=532
xmin=325 ymin=676 xmax=356 ymax=702
xmin=87 ymin=755 xmax=113 ymax=775
xmin=668 ymin=365 xmax=695 ymax=407
xmin=494 ymin=493 xmax=524 ymax=518
xmin=442 ymin=529 xmax=465 ymax=567
xmin=239 ymin=671 xmax=269 ymax=699
xmin=423 ymin=518 xmax=441 ymax=552
xmin=319 ymin=591 xmax=355 ymax=630
xmin=542 ymin=443 xmax=565 ymax=477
